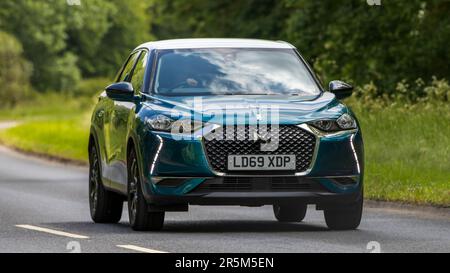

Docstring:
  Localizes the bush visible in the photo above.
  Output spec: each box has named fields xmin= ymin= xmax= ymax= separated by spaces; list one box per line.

xmin=423 ymin=77 xmax=450 ymax=103
xmin=0 ymin=31 xmax=33 ymax=108
xmin=352 ymin=77 xmax=450 ymax=109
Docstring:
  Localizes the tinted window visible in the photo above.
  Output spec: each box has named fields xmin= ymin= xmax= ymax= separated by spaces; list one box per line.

xmin=153 ymin=48 xmax=321 ymax=97
xmin=117 ymin=51 xmax=141 ymax=82
xmin=130 ymin=51 xmax=148 ymax=93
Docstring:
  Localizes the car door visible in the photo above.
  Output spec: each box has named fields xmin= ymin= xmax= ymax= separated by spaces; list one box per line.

xmin=103 ymin=51 xmax=142 ymax=189
xmin=111 ymin=50 xmax=150 ymax=191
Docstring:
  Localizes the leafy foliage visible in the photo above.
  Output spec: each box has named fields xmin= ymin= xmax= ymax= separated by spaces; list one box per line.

xmin=1 ymin=0 xmax=450 ymax=97
xmin=0 ymin=0 xmax=152 ymax=92
xmin=150 ymin=0 xmax=450 ymax=92
xmin=0 ymin=0 xmax=79 ymax=91
xmin=0 ymin=31 xmax=32 ymax=107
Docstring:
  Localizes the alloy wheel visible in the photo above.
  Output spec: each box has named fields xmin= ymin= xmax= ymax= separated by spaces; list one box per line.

xmin=89 ymin=147 xmax=99 ymax=215
xmin=128 ymin=154 xmax=139 ymax=225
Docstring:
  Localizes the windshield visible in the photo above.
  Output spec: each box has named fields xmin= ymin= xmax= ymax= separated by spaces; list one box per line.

xmin=152 ymin=48 xmax=321 ymax=97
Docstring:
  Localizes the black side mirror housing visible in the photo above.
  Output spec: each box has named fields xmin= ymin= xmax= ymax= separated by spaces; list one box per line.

xmin=329 ymin=80 xmax=354 ymax=100
xmin=105 ymin=82 xmax=135 ymax=101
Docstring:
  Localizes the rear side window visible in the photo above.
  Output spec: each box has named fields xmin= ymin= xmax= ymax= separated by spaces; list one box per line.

xmin=130 ymin=51 xmax=148 ymax=93
xmin=117 ymin=51 xmax=141 ymax=82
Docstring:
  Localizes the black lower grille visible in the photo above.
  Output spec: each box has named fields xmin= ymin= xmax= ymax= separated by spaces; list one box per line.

xmin=271 ymin=177 xmax=312 ymax=190
xmin=194 ymin=177 xmax=323 ymax=192
xmin=201 ymin=177 xmax=252 ymax=191
xmin=203 ymin=125 xmax=316 ymax=173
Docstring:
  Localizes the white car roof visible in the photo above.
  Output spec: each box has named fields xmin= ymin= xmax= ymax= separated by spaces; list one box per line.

xmin=136 ymin=38 xmax=295 ymax=50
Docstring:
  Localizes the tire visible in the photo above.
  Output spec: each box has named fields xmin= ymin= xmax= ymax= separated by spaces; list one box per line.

xmin=127 ymin=147 xmax=165 ymax=231
xmin=89 ymin=144 xmax=123 ymax=223
xmin=273 ymin=204 xmax=307 ymax=222
xmin=324 ymin=194 xmax=363 ymax=230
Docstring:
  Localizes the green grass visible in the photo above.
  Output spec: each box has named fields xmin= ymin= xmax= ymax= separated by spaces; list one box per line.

xmin=0 ymin=93 xmax=93 ymax=163
xmin=349 ymin=101 xmax=450 ymax=207
xmin=0 ymin=94 xmax=448 ymax=206
xmin=0 ymin=92 xmax=95 ymax=122
xmin=0 ymin=117 xmax=90 ymax=163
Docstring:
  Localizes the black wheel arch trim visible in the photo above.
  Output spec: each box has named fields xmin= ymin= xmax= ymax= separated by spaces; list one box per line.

xmin=126 ymin=131 xmax=151 ymax=199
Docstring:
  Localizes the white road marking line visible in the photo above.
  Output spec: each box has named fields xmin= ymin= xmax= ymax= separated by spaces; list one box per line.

xmin=116 ymin=244 xmax=168 ymax=253
xmin=15 ymin=224 xmax=89 ymax=239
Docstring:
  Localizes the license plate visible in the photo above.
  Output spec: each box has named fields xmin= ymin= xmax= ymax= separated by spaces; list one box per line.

xmin=227 ymin=155 xmax=296 ymax=171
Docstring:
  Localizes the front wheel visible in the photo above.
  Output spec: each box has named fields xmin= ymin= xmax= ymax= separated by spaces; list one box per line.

xmin=324 ymin=194 xmax=363 ymax=230
xmin=273 ymin=204 xmax=307 ymax=222
xmin=127 ymin=148 xmax=165 ymax=231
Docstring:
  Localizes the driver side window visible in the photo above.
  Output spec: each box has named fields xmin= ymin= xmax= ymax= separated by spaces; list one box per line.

xmin=116 ymin=51 xmax=141 ymax=83
xmin=130 ymin=50 xmax=148 ymax=94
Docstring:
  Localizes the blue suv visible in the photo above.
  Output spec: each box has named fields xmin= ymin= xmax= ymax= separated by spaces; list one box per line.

xmin=88 ymin=39 xmax=364 ymax=231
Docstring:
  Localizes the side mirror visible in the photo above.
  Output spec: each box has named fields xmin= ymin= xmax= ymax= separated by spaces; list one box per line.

xmin=105 ymin=82 xmax=134 ymax=101
xmin=329 ymin=80 xmax=353 ymax=100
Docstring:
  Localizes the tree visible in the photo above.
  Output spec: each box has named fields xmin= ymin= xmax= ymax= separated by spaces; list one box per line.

xmin=0 ymin=0 xmax=153 ymax=91
xmin=149 ymin=0 xmax=450 ymax=93
xmin=67 ymin=0 xmax=153 ymax=77
xmin=1 ymin=0 xmax=449 ymax=94
xmin=0 ymin=31 xmax=32 ymax=107
xmin=284 ymin=0 xmax=450 ymax=90
xmin=149 ymin=0 xmax=289 ymax=40
xmin=0 ymin=0 xmax=80 ymax=91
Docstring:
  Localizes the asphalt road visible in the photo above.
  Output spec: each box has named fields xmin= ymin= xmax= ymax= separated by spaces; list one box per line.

xmin=0 ymin=146 xmax=448 ymax=253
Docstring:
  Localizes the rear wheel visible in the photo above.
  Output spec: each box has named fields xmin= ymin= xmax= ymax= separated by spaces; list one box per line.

xmin=128 ymin=147 xmax=165 ymax=231
xmin=273 ymin=204 xmax=307 ymax=222
xmin=324 ymin=194 xmax=363 ymax=230
xmin=89 ymin=144 xmax=123 ymax=223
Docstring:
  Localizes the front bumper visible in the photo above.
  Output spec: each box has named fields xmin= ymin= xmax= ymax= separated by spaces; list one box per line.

xmin=138 ymin=123 xmax=364 ymax=206
xmin=150 ymin=190 xmax=362 ymax=207
xmin=147 ymin=176 xmax=362 ymax=207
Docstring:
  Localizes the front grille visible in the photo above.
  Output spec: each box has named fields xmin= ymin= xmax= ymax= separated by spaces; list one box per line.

xmin=203 ymin=125 xmax=316 ymax=174
xmin=194 ymin=177 xmax=321 ymax=192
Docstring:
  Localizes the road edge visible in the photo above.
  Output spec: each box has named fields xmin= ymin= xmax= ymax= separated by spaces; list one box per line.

xmin=0 ymin=144 xmax=88 ymax=168
xmin=364 ymin=200 xmax=449 ymax=219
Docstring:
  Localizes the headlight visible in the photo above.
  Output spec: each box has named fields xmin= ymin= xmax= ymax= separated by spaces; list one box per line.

xmin=336 ymin=113 xmax=357 ymax=130
xmin=146 ymin=115 xmax=204 ymax=133
xmin=146 ymin=115 xmax=173 ymax=131
xmin=309 ymin=114 xmax=357 ymax=132
xmin=310 ymin=120 xmax=340 ymax=131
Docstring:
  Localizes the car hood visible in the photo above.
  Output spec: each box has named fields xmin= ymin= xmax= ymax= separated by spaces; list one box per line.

xmin=143 ymin=92 xmax=348 ymax=125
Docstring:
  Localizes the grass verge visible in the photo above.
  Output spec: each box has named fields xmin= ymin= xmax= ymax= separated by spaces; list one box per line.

xmin=0 ymin=117 xmax=90 ymax=163
xmin=350 ymin=101 xmax=450 ymax=207
xmin=0 ymin=93 xmax=93 ymax=163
